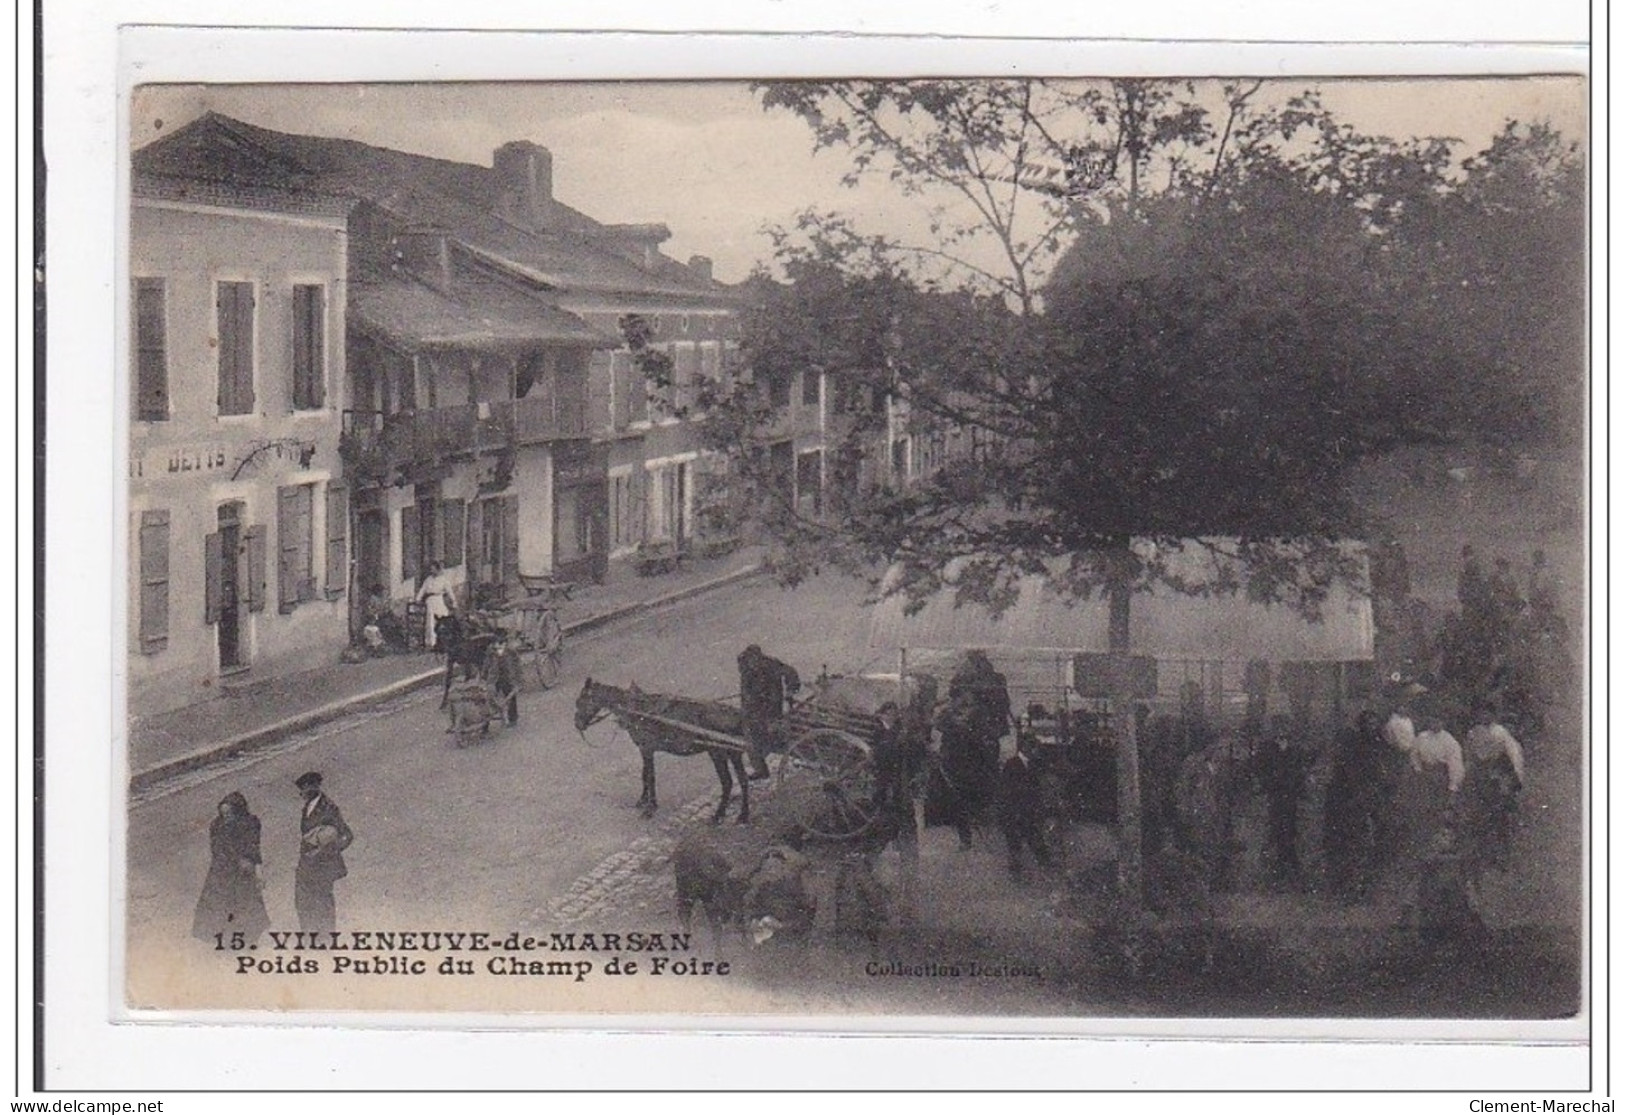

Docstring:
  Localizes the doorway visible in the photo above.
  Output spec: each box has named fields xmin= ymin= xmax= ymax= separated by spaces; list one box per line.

xmin=216 ymin=501 xmax=245 ymax=670
xmin=357 ymin=508 xmax=387 ymax=596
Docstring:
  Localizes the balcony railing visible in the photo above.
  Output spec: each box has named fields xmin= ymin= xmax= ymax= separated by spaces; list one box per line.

xmin=342 ymin=393 xmax=588 ymax=484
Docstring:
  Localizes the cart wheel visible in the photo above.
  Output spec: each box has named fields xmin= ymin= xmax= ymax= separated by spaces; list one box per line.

xmin=537 ymin=610 xmax=564 ymax=656
xmin=534 ymin=649 xmax=561 ymax=690
xmin=780 ymin=729 xmax=878 ymax=840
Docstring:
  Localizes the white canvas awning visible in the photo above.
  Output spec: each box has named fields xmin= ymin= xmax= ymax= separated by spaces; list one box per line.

xmin=866 ymin=543 xmax=1374 ymax=663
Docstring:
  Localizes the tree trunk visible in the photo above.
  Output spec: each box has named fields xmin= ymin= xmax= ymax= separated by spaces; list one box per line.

xmin=1109 ymin=576 xmax=1144 ymax=904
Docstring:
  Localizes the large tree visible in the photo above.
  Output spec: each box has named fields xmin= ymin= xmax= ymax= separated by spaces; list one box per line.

xmin=725 ymin=80 xmax=1536 ymax=606
xmin=699 ymin=79 xmax=1582 ymax=895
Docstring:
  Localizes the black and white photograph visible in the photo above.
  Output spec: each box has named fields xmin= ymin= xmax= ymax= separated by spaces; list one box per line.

xmin=114 ymin=70 xmax=1587 ymax=1028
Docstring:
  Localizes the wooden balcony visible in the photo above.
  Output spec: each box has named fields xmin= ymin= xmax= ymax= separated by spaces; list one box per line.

xmin=342 ymin=393 xmax=588 ymax=485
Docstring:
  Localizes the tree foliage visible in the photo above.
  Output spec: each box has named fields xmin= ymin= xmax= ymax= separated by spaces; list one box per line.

xmin=715 ymin=80 xmax=1584 ymax=614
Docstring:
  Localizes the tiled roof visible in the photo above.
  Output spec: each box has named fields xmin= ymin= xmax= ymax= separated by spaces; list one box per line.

xmin=132 ymin=171 xmax=355 ymax=221
xmin=135 ymin=113 xmax=735 ymax=303
xmin=351 ymin=267 xmax=610 ymax=352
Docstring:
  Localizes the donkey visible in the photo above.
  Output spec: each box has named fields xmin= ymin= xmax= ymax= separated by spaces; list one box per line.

xmin=435 ymin=611 xmax=499 ymax=709
xmin=574 ymin=677 xmax=753 ymax=824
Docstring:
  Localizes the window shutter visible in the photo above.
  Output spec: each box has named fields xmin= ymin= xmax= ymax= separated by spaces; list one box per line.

xmin=133 ymin=280 xmax=168 ymax=422
xmin=215 ymin=285 xmax=232 ymax=414
xmin=292 ymin=286 xmax=310 ymax=410
xmin=204 ymin=530 xmax=224 ymax=626
xmin=217 ymin=282 xmax=256 ymax=415
xmin=237 ymin=286 xmax=257 ymax=413
xmin=500 ymin=495 xmax=519 ymax=585
xmin=138 ymin=510 xmax=170 ymax=652
xmin=401 ymin=504 xmax=420 ymax=585
xmin=442 ymin=498 xmax=466 ymax=568
xmin=244 ymin=525 xmax=267 ymax=613
xmin=466 ymin=499 xmax=485 ymax=583
xmin=277 ymin=486 xmax=300 ymax=613
xmin=293 ymin=285 xmax=326 ymax=411
xmin=325 ymin=484 xmax=348 ymax=595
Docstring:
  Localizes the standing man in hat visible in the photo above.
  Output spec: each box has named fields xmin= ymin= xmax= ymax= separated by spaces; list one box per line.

xmin=737 ymin=644 xmax=801 ymax=781
xmin=294 ymin=772 xmax=353 ymax=934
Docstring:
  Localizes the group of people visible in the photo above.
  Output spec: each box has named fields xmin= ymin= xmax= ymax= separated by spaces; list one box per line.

xmin=1439 ymin=546 xmax=1570 ymax=738
xmin=1379 ymin=693 xmax=1527 ymax=870
xmin=358 ymin=561 xmax=460 ymax=655
xmin=735 ymin=644 xmax=1047 ymax=883
xmin=1139 ymin=676 xmax=1528 ymax=932
xmin=191 ymin=771 xmax=354 ymax=947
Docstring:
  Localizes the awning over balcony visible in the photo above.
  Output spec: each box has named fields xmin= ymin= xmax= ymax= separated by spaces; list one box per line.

xmin=351 ymin=273 xmax=608 ymax=353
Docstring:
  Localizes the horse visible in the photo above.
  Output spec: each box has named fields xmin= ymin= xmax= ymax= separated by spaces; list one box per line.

xmin=574 ymin=678 xmax=754 ymax=824
xmin=435 ymin=612 xmax=499 ymax=709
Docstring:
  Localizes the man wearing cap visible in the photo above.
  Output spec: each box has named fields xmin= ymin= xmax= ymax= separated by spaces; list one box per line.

xmin=294 ymin=772 xmax=354 ymax=934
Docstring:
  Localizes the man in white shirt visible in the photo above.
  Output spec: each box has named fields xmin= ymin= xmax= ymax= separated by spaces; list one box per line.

xmin=1385 ymin=688 xmax=1465 ymax=794
xmin=1465 ymin=711 xmax=1526 ymax=788
xmin=1409 ymin=720 xmax=1466 ymax=794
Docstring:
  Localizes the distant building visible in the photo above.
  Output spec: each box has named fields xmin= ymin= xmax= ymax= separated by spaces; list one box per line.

xmin=127 ymin=174 xmax=354 ymax=716
xmin=134 ymin=114 xmax=742 ymax=635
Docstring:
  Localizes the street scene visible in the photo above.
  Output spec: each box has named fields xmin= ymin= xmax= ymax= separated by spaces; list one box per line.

xmin=123 ymin=77 xmax=1585 ymax=1020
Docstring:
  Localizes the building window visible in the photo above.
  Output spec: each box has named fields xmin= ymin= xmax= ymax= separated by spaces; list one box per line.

xmin=700 ymin=341 xmax=721 ymax=382
xmin=133 ymin=279 xmax=168 ymax=422
xmin=292 ymin=283 xmax=327 ymax=411
xmin=216 ymin=280 xmax=257 ymax=416
xmin=610 ymin=471 xmax=638 ymax=549
xmin=767 ymin=372 xmax=791 ymax=409
xmin=674 ymin=343 xmax=699 ymax=413
xmin=277 ymin=482 xmax=318 ymax=612
xmin=796 ymin=449 xmax=823 ymax=517
xmin=137 ymin=509 xmax=170 ymax=653
xmin=647 ymin=463 xmax=690 ymax=543
xmin=801 ymin=369 xmax=821 ymax=408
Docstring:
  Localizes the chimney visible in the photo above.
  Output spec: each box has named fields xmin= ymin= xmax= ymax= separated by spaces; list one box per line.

xmin=493 ymin=141 xmax=554 ymax=231
xmin=687 ymin=255 xmax=714 ymax=282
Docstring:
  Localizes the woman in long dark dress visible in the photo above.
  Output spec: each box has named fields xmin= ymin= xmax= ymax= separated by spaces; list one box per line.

xmin=191 ymin=791 xmax=270 ymax=945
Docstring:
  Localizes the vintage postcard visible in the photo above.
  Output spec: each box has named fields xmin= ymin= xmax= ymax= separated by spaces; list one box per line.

xmin=118 ymin=71 xmax=1588 ymax=1031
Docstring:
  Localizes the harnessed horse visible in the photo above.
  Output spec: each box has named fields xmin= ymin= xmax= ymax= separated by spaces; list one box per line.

xmin=574 ymin=678 xmax=754 ymax=824
xmin=435 ymin=612 xmax=500 ymax=709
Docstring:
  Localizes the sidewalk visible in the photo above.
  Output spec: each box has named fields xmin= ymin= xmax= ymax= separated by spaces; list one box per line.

xmin=128 ymin=546 xmax=766 ymax=789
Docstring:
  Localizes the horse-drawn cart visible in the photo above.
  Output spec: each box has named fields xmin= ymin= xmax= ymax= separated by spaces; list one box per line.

xmin=491 ymin=595 xmax=566 ymax=690
xmin=574 ymin=672 xmax=892 ymax=839
xmin=442 ymin=596 xmax=566 ymax=747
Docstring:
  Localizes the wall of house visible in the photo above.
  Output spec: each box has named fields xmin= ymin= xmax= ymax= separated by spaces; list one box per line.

xmin=127 ymin=199 xmax=350 ymax=717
